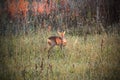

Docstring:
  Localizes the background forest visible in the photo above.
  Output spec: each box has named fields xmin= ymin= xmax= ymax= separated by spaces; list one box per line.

xmin=0 ymin=0 xmax=120 ymax=80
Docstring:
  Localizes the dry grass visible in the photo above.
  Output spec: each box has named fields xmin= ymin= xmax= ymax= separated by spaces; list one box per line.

xmin=0 ymin=31 xmax=120 ymax=80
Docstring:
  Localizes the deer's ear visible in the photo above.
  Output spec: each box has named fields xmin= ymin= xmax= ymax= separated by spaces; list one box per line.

xmin=57 ymin=31 xmax=61 ymax=35
xmin=63 ymin=31 xmax=65 ymax=34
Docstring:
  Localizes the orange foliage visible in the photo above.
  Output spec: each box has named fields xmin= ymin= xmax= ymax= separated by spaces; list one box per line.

xmin=7 ymin=0 xmax=29 ymax=18
xmin=32 ymin=0 xmax=57 ymax=15
xmin=32 ymin=0 xmax=38 ymax=16
xmin=45 ymin=7 xmax=51 ymax=15
xmin=17 ymin=0 xmax=29 ymax=17
xmin=7 ymin=0 xmax=17 ymax=17
xmin=44 ymin=2 xmax=51 ymax=15
xmin=37 ymin=3 xmax=45 ymax=14
xmin=7 ymin=0 xmax=68 ymax=17
xmin=45 ymin=0 xmax=57 ymax=15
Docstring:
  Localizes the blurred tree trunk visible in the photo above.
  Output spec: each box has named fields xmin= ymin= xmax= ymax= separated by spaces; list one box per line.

xmin=96 ymin=0 xmax=100 ymax=23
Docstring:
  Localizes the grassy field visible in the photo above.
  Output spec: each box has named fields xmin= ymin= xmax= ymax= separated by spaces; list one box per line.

xmin=0 ymin=31 xmax=120 ymax=80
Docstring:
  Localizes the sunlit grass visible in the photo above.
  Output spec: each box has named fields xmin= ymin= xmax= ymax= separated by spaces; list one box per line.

xmin=0 ymin=31 xmax=120 ymax=80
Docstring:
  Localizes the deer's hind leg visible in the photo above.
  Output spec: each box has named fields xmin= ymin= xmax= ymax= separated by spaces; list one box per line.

xmin=48 ymin=44 xmax=55 ymax=59
xmin=60 ymin=44 xmax=63 ymax=50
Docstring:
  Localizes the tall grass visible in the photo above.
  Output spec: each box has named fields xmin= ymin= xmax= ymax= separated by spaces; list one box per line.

xmin=0 ymin=31 xmax=120 ymax=80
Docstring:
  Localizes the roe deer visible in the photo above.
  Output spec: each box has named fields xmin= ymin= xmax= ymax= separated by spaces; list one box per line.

xmin=47 ymin=31 xmax=67 ymax=56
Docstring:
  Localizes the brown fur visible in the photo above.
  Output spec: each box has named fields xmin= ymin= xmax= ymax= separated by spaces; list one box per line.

xmin=47 ymin=31 xmax=67 ymax=58
xmin=48 ymin=36 xmax=62 ymax=45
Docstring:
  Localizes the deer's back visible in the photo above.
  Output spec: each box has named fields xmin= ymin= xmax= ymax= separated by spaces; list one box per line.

xmin=48 ymin=36 xmax=62 ymax=45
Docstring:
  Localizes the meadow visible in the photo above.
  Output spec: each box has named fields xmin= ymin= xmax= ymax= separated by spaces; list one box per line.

xmin=0 ymin=0 xmax=120 ymax=80
xmin=0 ymin=29 xmax=120 ymax=80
